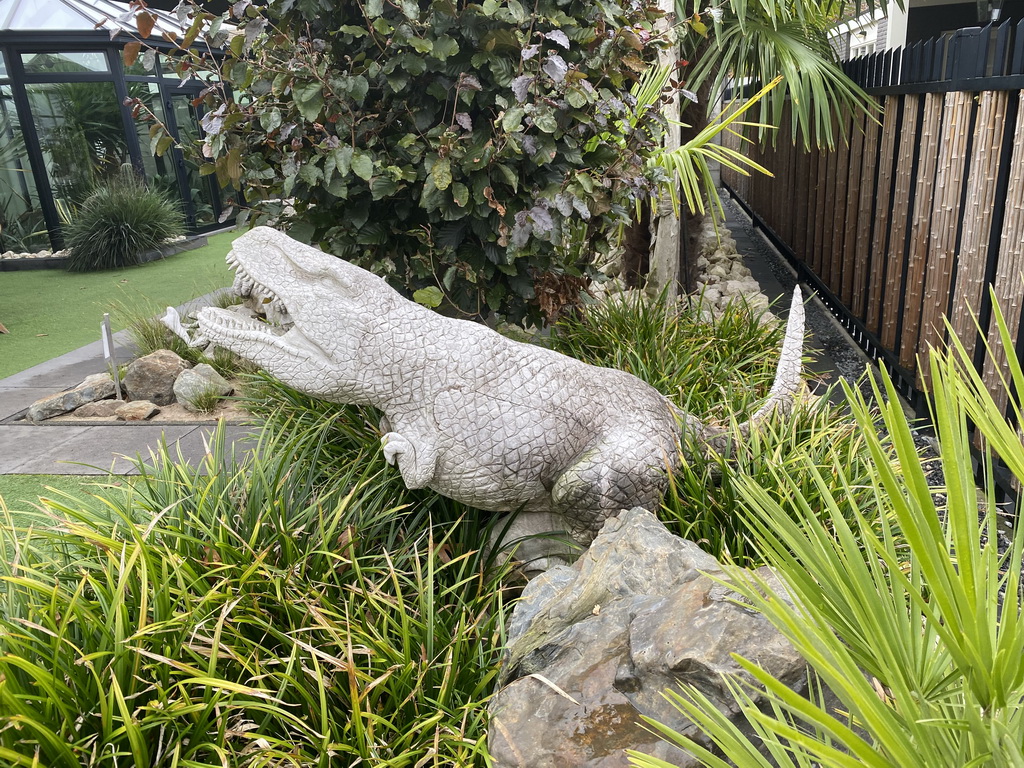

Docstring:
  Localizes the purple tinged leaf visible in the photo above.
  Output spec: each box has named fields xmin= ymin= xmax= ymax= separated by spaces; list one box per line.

xmin=455 ymin=112 xmax=473 ymax=131
xmin=680 ymin=88 xmax=699 ymax=104
xmin=554 ymin=193 xmax=573 ymax=216
xmin=244 ymin=17 xmax=268 ymax=52
xmin=545 ymin=30 xmax=570 ymax=49
xmin=520 ymin=135 xmax=537 ymax=155
xmin=511 ymin=212 xmax=532 ymax=248
xmin=542 ymin=54 xmax=568 ymax=83
xmin=459 ymin=73 xmax=482 ymax=91
xmin=529 ymin=204 xmax=553 ymax=235
xmin=521 ymin=44 xmax=541 ymax=60
xmin=571 ymin=196 xmax=591 ymax=220
xmin=511 ymin=75 xmax=533 ymax=103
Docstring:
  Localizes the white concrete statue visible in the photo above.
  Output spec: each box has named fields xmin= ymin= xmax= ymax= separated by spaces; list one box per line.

xmin=192 ymin=227 xmax=804 ymax=566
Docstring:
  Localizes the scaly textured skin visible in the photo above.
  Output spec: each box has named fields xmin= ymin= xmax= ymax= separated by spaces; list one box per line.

xmin=196 ymin=227 xmax=804 ymax=550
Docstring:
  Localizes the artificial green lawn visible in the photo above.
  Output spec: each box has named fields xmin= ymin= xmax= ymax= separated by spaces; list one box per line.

xmin=0 ymin=230 xmax=240 ymax=379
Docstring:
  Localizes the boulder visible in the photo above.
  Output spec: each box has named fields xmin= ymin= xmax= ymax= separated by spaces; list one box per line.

xmin=488 ymin=509 xmax=807 ymax=768
xmin=173 ymin=364 xmax=234 ymax=412
xmin=73 ymin=400 xmax=123 ymax=418
xmin=27 ymin=373 xmax=115 ymax=422
xmin=123 ymin=350 xmax=190 ymax=405
xmin=116 ymin=401 xmax=161 ymax=421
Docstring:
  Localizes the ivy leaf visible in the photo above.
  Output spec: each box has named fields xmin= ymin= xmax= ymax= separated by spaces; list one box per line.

xmin=371 ymin=176 xmax=399 ymax=200
xmin=260 ymin=108 xmax=282 ymax=132
xmin=413 ymin=286 xmax=444 ymax=307
xmin=501 ymin=106 xmax=526 ymax=132
xmin=122 ymin=42 xmax=141 ymax=67
xmin=431 ymin=157 xmax=453 ymax=190
xmin=351 ymin=151 xmax=374 ymax=180
xmin=293 ymin=82 xmax=324 ymax=122
xmin=545 ymin=30 xmax=570 ymax=49
xmin=451 ymin=182 xmax=469 ymax=207
xmin=135 ymin=11 xmax=156 ymax=38
xmin=532 ymin=108 xmax=558 ymax=134
xmin=542 ymin=54 xmax=568 ymax=83
xmin=365 ymin=0 xmax=383 ymax=16
xmin=431 ymin=36 xmax=460 ymax=61
xmin=332 ymin=146 xmax=353 ymax=176
xmin=511 ymin=75 xmax=533 ymax=103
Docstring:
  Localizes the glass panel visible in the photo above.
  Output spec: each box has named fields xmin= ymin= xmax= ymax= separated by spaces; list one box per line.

xmin=0 ymin=85 xmax=49 ymax=253
xmin=5 ymin=1 xmax=94 ymax=31
xmin=122 ymin=48 xmax=158 ymax=77
xmin=130 ymin=83 xmax=179 ymax=201
xmin=22 ymin=51 xmax=110 ymax=75
xmin=0 ymin=51 xmax=8 ymax=80
xmin=170 ymin=93 xmax=219 ymax=227
xmin=25 ymin=80 xmax=129 ymax=207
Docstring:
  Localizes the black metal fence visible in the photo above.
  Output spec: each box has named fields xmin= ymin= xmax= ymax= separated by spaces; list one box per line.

xmin=722 ymin=19 xmax=1024 ymax=427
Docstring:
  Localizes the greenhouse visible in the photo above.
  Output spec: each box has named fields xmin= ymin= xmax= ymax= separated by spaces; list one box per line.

xmin=0 ymin=0 xmax=228 ymax=254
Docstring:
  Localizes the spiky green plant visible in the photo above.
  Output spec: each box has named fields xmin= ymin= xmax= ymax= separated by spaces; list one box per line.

xmin=629 ymin=290 xmax=1024 ymax=767
xmin=549 ymin=290 xmax=784 ymax=415
xmin=0 ymin=420 xmax=514 ymax=766
xmin=63 ymin=172 xmax=184 ymax=272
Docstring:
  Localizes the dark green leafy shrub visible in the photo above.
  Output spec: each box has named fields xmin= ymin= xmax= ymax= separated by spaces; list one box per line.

xmin=63 ymin=173 xmax=184 ymax=272
xmin=143 ymin=0 xmax=673 ymax=324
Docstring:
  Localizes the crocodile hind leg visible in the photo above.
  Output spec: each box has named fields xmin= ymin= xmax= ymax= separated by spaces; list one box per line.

xmin=550 ymin=433 xmax=677 ymax=546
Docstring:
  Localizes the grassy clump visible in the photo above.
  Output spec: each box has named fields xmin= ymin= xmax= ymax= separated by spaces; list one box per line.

xmin=63 ymin=172 xmax=185 ymax=273
xmin=0 ymin=422 xmax=514 ymax=766
xmin=549 ymin=290 xmax=784 ymax=416
xmin=112 ymin=292 xmax=256 ymax=378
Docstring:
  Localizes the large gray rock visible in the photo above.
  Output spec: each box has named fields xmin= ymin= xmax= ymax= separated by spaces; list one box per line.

xmin=27 ymin=373 xmax=115 ymax=422
xmin=124 ymin=350 xmax=190 ymax=405
xmin=173 ymin=364 xmax=233 ymax=412
xmin=488 ymin=509 xmax=806 ymax=768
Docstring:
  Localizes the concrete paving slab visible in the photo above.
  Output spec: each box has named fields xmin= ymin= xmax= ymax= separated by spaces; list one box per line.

xmin=3 ymin=425 xmax=201 ymax=475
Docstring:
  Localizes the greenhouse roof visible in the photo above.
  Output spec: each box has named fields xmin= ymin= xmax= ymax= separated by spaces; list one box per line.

xmin=0 ymin=0 xmax=183 ymax=35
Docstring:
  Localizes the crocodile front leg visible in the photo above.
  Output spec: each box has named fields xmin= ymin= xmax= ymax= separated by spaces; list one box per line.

xmin=381 ymin=429 xmax=439 ymax=489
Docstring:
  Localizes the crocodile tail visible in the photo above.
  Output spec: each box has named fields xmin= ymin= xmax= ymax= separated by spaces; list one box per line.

xmin=685 ymin=286 xmax=805 ymax=456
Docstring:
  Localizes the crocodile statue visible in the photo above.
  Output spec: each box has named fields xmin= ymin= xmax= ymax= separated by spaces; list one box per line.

xmin=193 ymin=227 xmax=804 ymax=565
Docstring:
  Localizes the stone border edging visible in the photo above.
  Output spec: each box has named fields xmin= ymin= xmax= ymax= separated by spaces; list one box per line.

xmin=0 ymin=236 xmax=209 ymax=272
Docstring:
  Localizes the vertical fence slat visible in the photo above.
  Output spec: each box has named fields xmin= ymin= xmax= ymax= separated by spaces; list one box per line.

xmin=983 ymin=89 xmax=1024 ymax=414
xmin=829 ymin=112 xmax=854 ymax=298
xmin=853 ymin=104 xmax=882 ymax=320
xmin=841 ymin=110 xmax=867 ymax=306
xmin=918 ymin=91 xmax=974 ymax=387
xmin=881 ymin=95 xmax=921 ymax=353
xmin=950 ymin=90 xmax=1010 ymax=363
xmin=867 ymin=95 xmax=901 ymax=333
xmin=899 ymin=92 xmax=944 ymax=370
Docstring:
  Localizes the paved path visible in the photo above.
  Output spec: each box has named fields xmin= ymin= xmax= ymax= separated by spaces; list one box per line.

xmin=0 ymin=297 xmax=258 ymax=476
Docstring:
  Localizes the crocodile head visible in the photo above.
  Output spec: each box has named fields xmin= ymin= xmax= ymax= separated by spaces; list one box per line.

xmin=196 ymin=226 xmax=404 ymax=403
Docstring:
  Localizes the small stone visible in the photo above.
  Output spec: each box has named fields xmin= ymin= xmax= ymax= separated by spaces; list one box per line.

xmin=27 ymin=373 xmax=115 ymax=422
xmin=708 ymin=264 xmax=730 ymax=279
xmin=73 ymin=400 xmax=124 ymax=418
xmin=729 ymin=262 xmax=752 ymax=278
xmin=116 ymin=401 xmax=161 ymax=421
